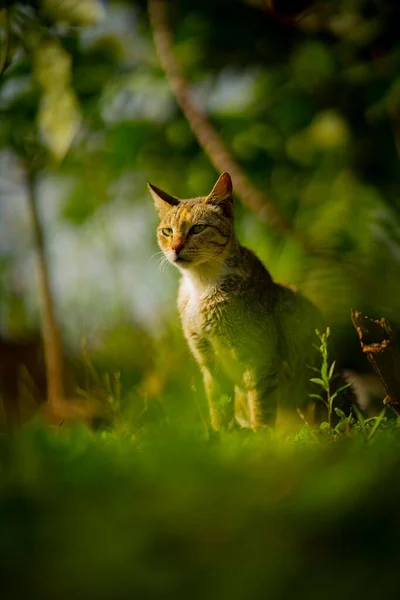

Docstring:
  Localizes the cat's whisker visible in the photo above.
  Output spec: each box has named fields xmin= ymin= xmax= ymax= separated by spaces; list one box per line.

xmin=158 ymin=256 xmax=171 ymax=273
xmin=149 ymin=250 xmax=165 ymax=263
xmin=162 ymin=257 xmax=172 ymax=273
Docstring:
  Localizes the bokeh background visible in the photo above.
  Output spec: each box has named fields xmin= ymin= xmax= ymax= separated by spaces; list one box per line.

xmin=3 ymin=2 xmax=400 ymax=598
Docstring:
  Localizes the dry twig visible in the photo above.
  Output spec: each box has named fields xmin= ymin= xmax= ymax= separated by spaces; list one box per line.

xmin=351 ymin=310 xmax=400 ymax=417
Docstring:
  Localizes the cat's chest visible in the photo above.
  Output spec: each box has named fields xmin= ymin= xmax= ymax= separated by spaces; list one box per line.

xmin=178 ymin=277 xmax=225 ymax=335
xmin=181 ymin=288 xmax=202 ymax=328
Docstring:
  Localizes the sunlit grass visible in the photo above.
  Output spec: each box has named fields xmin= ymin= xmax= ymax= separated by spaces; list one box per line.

xmin=1 ymin=415 xmax=400 ymax=598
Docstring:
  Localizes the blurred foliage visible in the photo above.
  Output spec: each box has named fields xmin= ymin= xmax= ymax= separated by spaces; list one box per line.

xmin=1 ymin=420 xmax=400 ymax=599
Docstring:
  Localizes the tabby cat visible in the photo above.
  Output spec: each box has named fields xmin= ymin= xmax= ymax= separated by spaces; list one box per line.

xmin=148 ymin=172 xmax=324 ymax=431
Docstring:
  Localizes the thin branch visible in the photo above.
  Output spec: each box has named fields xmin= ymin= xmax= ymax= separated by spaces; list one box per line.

xmin=0 ymin=5 xmax=11 ymax=76
xmin=147 ymin=0 xmax=296 ymax=238
xmin=25 ymin=167 xmax=66 ymax=407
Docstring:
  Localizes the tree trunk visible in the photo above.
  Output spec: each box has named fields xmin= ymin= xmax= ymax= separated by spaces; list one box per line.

xmin=25 ymin=168 xmax=65 ymax=407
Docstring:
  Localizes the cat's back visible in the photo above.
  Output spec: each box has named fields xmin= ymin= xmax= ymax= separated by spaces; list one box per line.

xmin=236 ymin=245 xmax=322 ymax=325
xmin=232 ymin=249 xmax=324 ymax=378
xmin=218 ymin=246 xmax=324 ymax=365
xmin=220 ymin=245 xmax=275 ymax=300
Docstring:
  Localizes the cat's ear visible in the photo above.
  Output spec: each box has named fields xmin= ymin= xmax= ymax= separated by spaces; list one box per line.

xmin=147 ymin=182 xmax=180 ymax=217
xmin=204 ymin=172 xmax=233 ymax=218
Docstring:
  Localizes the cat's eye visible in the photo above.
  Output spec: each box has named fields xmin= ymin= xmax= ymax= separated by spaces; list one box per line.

xmin=189 ymin=224 xmax=207 ymax=235
xmin=161 ymin=227 xmax=173 ymax=237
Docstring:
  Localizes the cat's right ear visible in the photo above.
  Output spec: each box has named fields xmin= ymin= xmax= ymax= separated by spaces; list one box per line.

xmin=204 ymin=172 xmax=233 ymax=218
xmin=147 ymin=182 xmax=180 ymax=217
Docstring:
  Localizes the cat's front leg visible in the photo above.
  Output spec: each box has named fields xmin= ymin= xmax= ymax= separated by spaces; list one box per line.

xmin=246 ymin=369 xmax=279 ymax=430
xmin=185 ymin=331 xmax=235 ymax=432
xmin=202 ymin=366 xmax=235 ymax=432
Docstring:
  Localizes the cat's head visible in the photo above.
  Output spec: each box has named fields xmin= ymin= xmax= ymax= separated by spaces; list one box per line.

xmin=148 ymin=172 xmax=234 ymax=271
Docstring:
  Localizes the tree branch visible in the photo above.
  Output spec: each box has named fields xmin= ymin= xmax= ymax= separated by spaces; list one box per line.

xmin=351 ymin=309 xmax=400 ymax=417
xmin=25 ymin=167 xmax=66 ymax=407
xmin=0 ymin=5 xmax=11 ymax=77
xmin=147 ymin=0 xmax=296 ymax=238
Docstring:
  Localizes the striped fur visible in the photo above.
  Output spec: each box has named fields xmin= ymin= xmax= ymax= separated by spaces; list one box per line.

xmin=149 ymin=173 xmax=324 ymax=431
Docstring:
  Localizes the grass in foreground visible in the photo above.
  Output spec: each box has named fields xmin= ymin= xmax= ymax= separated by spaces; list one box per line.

xmin=1 ymin=416 xmax=400 ymax=600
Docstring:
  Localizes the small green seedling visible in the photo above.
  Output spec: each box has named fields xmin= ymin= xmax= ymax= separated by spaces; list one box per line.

xmin=309 ymin=327 xmax=351 ymax=432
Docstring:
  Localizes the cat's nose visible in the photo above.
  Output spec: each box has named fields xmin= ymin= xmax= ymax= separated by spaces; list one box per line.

xmin=172 ymin=241 xmax=185 ymax=256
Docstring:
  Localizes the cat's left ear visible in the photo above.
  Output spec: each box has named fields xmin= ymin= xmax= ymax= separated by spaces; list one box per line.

xmin=204 ymin=172 xmax=233 ymax=218
xmin=147 ymin=182 xmax=180 ymax=217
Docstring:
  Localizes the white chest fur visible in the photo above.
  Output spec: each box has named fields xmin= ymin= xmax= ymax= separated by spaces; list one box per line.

xmin=179 ymin=273 xmax=217 ymax=332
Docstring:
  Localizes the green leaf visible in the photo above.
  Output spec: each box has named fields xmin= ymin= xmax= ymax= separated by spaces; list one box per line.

xmin=310 ymin=378 xmax=327 ymax=390
xmin=41 ymin=0 xmax=104 ymax=27
xmin=367 ymin=409 xmax=387 ymax=441
xmin=321 ymin=361 xmax=329 ymax=386
xmin=352 ymin=404 xmax=369 ymax=440
xmin=34 ymin=40 xmax=81 ymax=160
xmin=38 ymin=89 xmax=80 ymax=159
xmin=309 ymin=393 xmax=325 ymax=402
xmin=334 ymin=408 xmax=346 ymax=419
xmin=328 ymin=361 xmax=336 ymax=380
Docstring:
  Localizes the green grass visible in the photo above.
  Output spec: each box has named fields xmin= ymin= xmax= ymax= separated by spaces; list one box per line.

xmin=1 ymin=417 xmax=400 ymax=600
xmin=1 ymin=327 xmax=395 ymax=599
